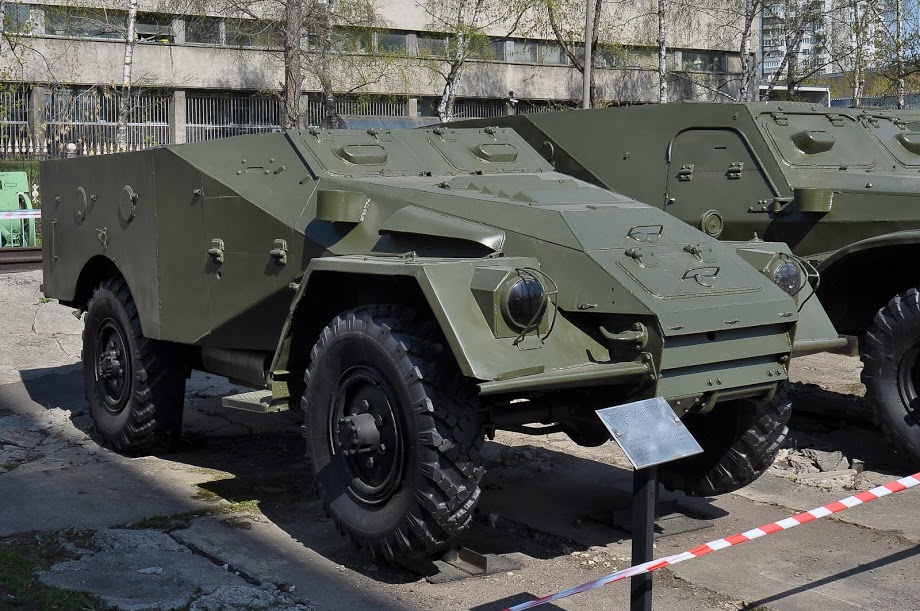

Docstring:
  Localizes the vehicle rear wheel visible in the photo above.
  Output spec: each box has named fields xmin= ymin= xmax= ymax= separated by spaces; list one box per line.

xmin=82 ymin=277 xmax=186 ymax=452
xmin=659 ymin=386 xmax=791 ymax=496
xmin=303 ymin=305 xmax=485 ymax=560
xmin=861 ymin=288 xmax=920 ymax=465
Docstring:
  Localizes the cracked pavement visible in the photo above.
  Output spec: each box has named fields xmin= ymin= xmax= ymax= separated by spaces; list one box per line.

xmin=2 ymin=269 xmax=920 ymax=611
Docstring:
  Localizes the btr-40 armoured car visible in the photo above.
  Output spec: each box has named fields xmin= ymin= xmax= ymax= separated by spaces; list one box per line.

xmin=455 ymin=104 xmax=920 ymax=466
xmin=41 ymin=126 xmax=840 ymax=559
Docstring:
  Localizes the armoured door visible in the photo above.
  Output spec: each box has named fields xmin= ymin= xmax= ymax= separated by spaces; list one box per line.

xmin=665 ymin=129 xmax=776 ymax=242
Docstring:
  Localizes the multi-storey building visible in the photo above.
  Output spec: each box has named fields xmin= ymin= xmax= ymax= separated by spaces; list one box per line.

xmin=1 ymin=1 xmax=750 ymax=154
xmin=760 ymin=0 xmax=831 ymax=79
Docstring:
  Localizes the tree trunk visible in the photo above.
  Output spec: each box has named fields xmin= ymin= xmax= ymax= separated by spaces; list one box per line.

xmin=319 ymin=0 xmax=341 ymax=127
xmin=897 ymin=0 xmax=905 ymax=109
xmin=658 ymin=0 xmax=668 ymax=103
xmin=116 ymin=0 xmax=138 ymax=152
xmin=437 ymin=0 xmax=486 ymax=122
xmin=852 ymin=0 xmax=863 ymax=107
xmin=739 ymin=0 xmax=755 ymax=101
xmin=547 ymin=0 xmax=599 ymax=107
xmin=0 ymin=0 xmax=7 ymax=56
xmin=283 ymin=0 xmax=303 ymax=129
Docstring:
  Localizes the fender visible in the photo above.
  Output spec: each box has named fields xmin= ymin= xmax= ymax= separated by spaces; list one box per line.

xmin=731 ymin=240 xmax=845 ymax=355
xmin=270 ymin=254 xmax=615 ymax=386
xmin=817 ymin=230 xmax=920 ymax=273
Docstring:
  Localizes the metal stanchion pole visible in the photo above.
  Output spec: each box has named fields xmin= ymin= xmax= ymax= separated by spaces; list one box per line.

xmin=630 ymin=465 xmax=657 ymax=611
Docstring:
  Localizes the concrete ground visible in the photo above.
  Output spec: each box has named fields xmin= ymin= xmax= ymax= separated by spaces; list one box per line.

xmin=1 ymin=269 xmax=919 ymax=610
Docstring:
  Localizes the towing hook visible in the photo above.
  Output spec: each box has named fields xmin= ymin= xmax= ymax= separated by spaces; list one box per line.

xmin=600 ymin=322 xmax=649 ymax=351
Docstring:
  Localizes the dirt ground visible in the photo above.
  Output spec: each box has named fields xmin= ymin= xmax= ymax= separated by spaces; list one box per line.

xmin=1 ymin=269 xmax=919 ymax=611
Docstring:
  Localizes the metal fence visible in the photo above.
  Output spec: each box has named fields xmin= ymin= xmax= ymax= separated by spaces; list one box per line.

xmin=186 ymin=94 xmax=281 ymax=142
xmin=831 ymin=94 xmax=920 ymax=109
xmin=44 ymin=88 xmax=170 ymax=155
xmin=452 ymin=101 xmax=507 ymax=119
xmin=0 ymin=88 xmax=33 ymax=156
xmin=306 ymin=98 xmax=407 ymax=126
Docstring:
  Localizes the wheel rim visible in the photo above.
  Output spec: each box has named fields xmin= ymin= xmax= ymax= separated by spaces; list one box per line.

xmin=896 ymin=346 xmax=920 ymax=424
xmin=94 ymin=318 xmax=132 ymax=414
xmin=328 ymin=366 xmax=405 ymax=505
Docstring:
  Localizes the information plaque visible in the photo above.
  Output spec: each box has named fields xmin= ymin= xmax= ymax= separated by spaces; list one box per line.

xmin=595 ymin=397 xmax=703 ymax=470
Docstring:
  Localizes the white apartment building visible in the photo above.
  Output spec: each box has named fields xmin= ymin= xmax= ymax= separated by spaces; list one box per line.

xmin=760 ymin=0 xmax=832 ymax=78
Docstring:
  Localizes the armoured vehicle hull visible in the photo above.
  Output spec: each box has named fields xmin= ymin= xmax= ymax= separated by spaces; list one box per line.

xmin=454 ymin=104 xmax=920 ymax=466
xmin=41 ymin=127 xmax=839 ymax=558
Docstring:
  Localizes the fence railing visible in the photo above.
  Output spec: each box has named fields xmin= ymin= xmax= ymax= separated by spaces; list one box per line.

xmin=831 ymin=94 xmax=920 ymax=110
xmin=452 ymin=101 xmax=507 ymax=119
xmin=0 ymin=88 xmax=33 ymax=156
xmin=43 ymin=89 xmax=170 ymax=156
xmin=186 ymin=94 xmax=281 ymax=142
xmin=306 ymin=98 xmax=407 ymax=126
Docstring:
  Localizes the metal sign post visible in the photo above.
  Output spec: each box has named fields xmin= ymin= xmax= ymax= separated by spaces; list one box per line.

xmin=596 ymin=397 xmax=703 ymax=611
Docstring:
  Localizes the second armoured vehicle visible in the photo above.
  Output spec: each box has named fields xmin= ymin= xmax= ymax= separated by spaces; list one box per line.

xmin=41 ymin=126 xmax=839 ymax=559
xmin=454 ymin=104 xmax=920 ymax=466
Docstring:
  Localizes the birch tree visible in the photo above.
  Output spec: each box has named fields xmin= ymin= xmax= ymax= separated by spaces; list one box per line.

xmin=208 ymin=0 xmax=401 ymax=127
xmin=761 ymin=0 xmax=828 ymax=100
xmin=422 ymin=0 xmax=531 ymax=121
xmin=116 ymin=0 xmax=139 ymax=151
xmin=657 ymin=0 xmax=667 ymax=102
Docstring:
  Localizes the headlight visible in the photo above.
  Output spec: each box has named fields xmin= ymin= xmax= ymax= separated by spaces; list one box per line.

xmin=772 ymin=261 xmax=803 ymax=296
xmin=502 ymin=277 xmax=547 ymax=329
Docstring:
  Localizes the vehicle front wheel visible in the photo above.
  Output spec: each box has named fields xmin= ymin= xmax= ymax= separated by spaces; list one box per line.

xmin=862 ymin=288 xmax=920 ymax=465
xmin=303 ymin=305 xmax=485 ymax=560
xmin=659 ymin=387 xmax=791 ymax=496
xmin=82 ymin=277 xmax=186 ymax=452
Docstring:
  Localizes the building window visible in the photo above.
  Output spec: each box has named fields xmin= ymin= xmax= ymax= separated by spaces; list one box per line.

xmin=509 ymin=40 xmax=567 ymax=65
xmin=44 ymin=7 xmax=125 ymax=39
xmin=225 ymin=18 xmax=281 ymax=49
xmin=135 ymin=13 xmax=174 ymax=43
xmin=418 ymin=35 xmax=447 ymax=58
xmin=334 ymin=27 xmax=373 ymax=53
xmin=5 ymin=3 xmax=34 ymax=34
xmin=468 ymin=39 xmax=505 ymax=61
xmin=681 ymin=50 xmax=727 ymax=72
xmin=378 ymin=32 xmax=409 ymax=54
xmin=185 ymin=16 xmax=221 ymax=44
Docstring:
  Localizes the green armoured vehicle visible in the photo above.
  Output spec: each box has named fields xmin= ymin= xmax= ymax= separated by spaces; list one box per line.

xmin=454 ymin=104 xmax=920 ymax=466
xmin=41 ymin=127 xmax=840 ymax=559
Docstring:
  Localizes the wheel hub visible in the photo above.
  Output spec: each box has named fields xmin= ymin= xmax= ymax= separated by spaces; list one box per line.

xmin=329 ymin=368 xmax=404 ymax=505
xmin=99 ymin=344 xmax=124 ymax=380
xmin=94 ymin=319 xmax=131 ymax=412
xmin=335 ymin=409 xmax=385 ymax=456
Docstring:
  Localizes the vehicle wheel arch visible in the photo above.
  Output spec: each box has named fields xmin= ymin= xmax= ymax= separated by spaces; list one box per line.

xmin=817 ymin=236 xmax=920 ymax=334
xmin=272 ymin=269 xmax=449 ymax=383
xmin=69 ymin=255 xmax=127 ymax=309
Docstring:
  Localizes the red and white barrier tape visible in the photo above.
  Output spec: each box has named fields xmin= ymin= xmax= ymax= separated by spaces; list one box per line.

xmin=0 ymin=210 xmax=40 ymax=220
xmin=504 ymin=472 xmax=920 ymax=611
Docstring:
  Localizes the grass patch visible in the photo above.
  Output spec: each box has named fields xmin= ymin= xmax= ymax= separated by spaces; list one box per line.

xmin=0 ymin=531 xmax=102 ymax=611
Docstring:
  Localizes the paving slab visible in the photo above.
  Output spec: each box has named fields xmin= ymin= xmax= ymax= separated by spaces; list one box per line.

xmin=174 ymin=513 xmax=422 ymax=611
xmin=37 ymin=529 xmax=315 ymax=611
xmin=655 ymin=493 xmax=920 ymax=611
xmin=737 ymin=469 xmax=920 ymax=544
xmin=0 ymin=270 xmax=82 ymax=386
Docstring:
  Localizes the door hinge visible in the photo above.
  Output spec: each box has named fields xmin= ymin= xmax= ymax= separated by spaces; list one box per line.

xmin=676 ymin=164 xmax=694 ymax=182
xmin=727 ymin=161 xmax=744 ymax=180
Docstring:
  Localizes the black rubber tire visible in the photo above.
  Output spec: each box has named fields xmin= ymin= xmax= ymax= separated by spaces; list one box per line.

xmin=303 ymin=305 xmax=485 ymax=560
xmin=861 ymin=288 xmax=920 ymax=464
xmin=659 ymin=386 xmax=792 ymax=496
xmin=82 ymin=277 xmax=186 ymax=453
